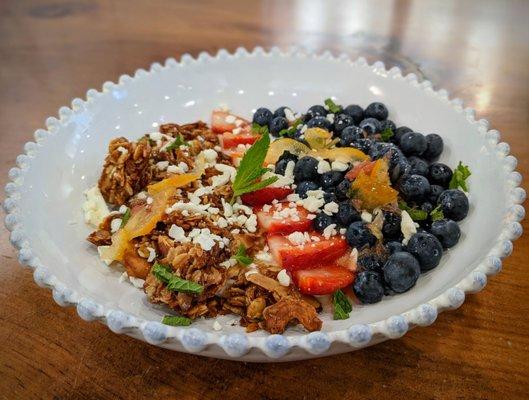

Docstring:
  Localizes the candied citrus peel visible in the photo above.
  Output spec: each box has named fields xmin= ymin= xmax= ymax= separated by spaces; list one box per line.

xmin=304 ymin=128 xmax=334 ymax=150
xmin=351 ymin=158 xmax=398 ymax=210
xmin=100 ymin=173 xmax=198 ymax=262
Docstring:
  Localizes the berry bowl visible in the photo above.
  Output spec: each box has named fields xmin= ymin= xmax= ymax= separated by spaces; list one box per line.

xmin=3 ymin=47 xmax=525 ymax=362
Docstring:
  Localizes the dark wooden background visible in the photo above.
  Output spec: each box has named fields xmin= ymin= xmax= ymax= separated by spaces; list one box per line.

xmin=1 ymin=1 xmax=528 ymax=399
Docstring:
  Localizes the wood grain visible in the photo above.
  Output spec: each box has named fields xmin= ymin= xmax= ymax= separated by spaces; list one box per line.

xmin=1 ymin=1 xmax=528 ymax=399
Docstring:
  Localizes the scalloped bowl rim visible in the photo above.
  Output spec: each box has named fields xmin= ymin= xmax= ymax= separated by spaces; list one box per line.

xmin=3 ymin=46 xmax=526 ymax=361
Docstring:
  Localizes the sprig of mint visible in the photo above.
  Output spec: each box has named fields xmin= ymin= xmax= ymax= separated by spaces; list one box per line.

xmin=324 ymin=98 xmax=343 ymax=114
xmin=449 ymin=162 xmax=471 ymax=192
xmin=164 ymin=134 xmax=187 ymax=151
xmin=231 ymin=133 xmax=278 ymax=200
xmin=381 ymin=127 xmax=394 ymax=142
xmin=162 ymin=315 xmax=192 ymax=326
xmin=430 ymin=205 xmax=445 ymax=222
xmin=152 ymin=263 xmax=203 ymax=294
xmin=119 ymin=208 xmax=131 ymax=228
xmin=251 ymin=123 xmax=270 ymax=135
xmin=333 ymin=289 xmax=352 ymax=320
xmin=232 ymin=245 xmax=252 ymax=266
xmin=278 ymin=118 xmax=303 ymax=137
xmin=398 ymin=200 xmax=428 ymax=221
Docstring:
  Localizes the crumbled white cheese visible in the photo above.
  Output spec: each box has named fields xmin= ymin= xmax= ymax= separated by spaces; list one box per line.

xmin=233 ymin=203 xmax=253 ymax=215
xmin=284 ymin=108 xmax=296 ymax=122
xmin=300 ymin=189 xmax=326 ymax=212
xmin=146 ymin=247 xmax=156 ymax=262
xmin=361 ymin=211 xmax=373 ymax=223
xmin=255 ymin=250 xmax=274 ymax=263
xmin=401 ymin=210 xmax=417 ymax=245
xmin=287 ymin=231 xmax=308 ymax=246
xmin=135 ymin=192 xmax=147 ymax=200
xmin=212 ymin=163 xmax=237 ymax=187
xmin=339 ymin=228 xmax=347 ymax=235
xmin=166 ymin=201 xmax=210 ymax=215
xmin=168 ymin=224 xmax=189 ymax=243
xmin=82 ymin=186 xmax=110 ymax=227
xmin=244 ymin=263 xmax=259 ymax=278
xmin=110 ymin=218 xmax=122 ymax=233
xmin=149 ymin=131 xmax=163 ymax=141
xmin=277 ymin=269 xmax=291 ymax=286
xmin=323 ymin=201 xmax=339 ymax=215
xmin=326 ymin=113 xmax=335 ymax=124
xmin=222 ymin=199 xmax=233 ymax=217
xmin=117 ymin=146 xmax=128 ymax=155
xmin=146 ymin=197 xmax=153 ymax=205
xmin=332 ymin=161 xmax=349 ymax=171
xmin=317 ymin=159 xmax=331 ymax=174
xmin=213 ymin=320 xmax=223 ymax=331
xmin=156 ymin=161 xmax=169 ymax=170
xmin=300 ymin=125 xmax=308 ymax=133
xmin=129 ymin=276 xmax=145 ymax=288
xmin=244 ymin=214 xmax=258 ymax=233
xmin=323 ymin=223 xmax=337 ymax=239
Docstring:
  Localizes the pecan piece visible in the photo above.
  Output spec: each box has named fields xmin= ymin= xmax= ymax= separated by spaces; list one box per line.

xmin=262 ymin=298 xmax=322 ymax=334
xmin=123 ymin=247 xmax=151 ymax=279
xmin=87 ymin=230 xmax=111 ymax=246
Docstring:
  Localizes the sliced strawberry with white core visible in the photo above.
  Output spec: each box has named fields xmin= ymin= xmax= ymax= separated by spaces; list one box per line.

xmin=256 ymin=204 xmax=313 ymax=235
xmin=211 ymin=111 xmax=250 ymax=134
xmin=267 ymin=233 xmax=349 ymax=271
xmin=219 ymin=131 xmax=258 ymax=149
xmin=241 ymin=187 xmax=292 ymax=207
xmin=293 ymin=266 xmax=354 ymax=295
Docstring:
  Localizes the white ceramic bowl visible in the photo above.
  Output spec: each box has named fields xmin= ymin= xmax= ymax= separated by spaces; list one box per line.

xmin=4 ymin=47 xmax=525 ymax=362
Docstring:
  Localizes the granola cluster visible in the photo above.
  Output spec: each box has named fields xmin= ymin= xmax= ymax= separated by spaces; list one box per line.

xmin=87 ymin=122 xmax=322 ymax=333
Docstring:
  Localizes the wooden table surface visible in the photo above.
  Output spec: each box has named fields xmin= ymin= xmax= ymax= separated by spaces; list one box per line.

xmin=1 ymin=1 xmax=528 ymax=399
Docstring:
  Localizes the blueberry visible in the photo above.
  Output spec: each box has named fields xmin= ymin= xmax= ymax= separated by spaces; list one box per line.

xmin=314 ymin=212 xmax=336 ymax=232
xmin=295 ymin=180 xmax=320 ymax=198
xmin=430 ymin=219 xmax=461 ymax=248
xmin=428 ymin=163 xmax=453 ymax=188
xmin=399 ymin=174 xmax=431 ymax=202
xmin=269 ymin=116 xmax=289 ymax=135
xmin=379 ymin=119 xmax=396 ymax=133
xmin=320 ymin=171 xmax=344 ymax=189
xmin=335 ymin=179 xmax=351 ymax=200
xmin=358 ymin=254 xmax=385 ymax=272
xmin=389 ymin=155 xmax=411 ymax=183
xmin=408 ymin=156 xmax=429 ymax=176
xmin=429 ymin=184 xmax=444 ymax=204
xmin=333 ymin=113 xmax=355 ymax=134
xmin=399 ymin=132 xmax=427 ymax=156
xmin=423 ymin=134 xmax=444 ymax=160
xmin=382 ymin=211 xmax=401 ymax=239
xmin=353 ymin=271 xmax=384 ymax=304
xmin=421 ymin=202 xmax=434 ymax=213
xmin=365 ymin=102 xmax=389 ymax=120
xmin=359 ymin=118 xmax=381 ymax=135
xmin=306 ymin=116 xmax=332 ymax=131
xmin=343 ymin=104 xmax=364 ymax=124
xmin=382 ymin=252 xmax=421 ymax=293
xmin=394 ymin=126 xmax=412 ymax=144
xmin=253 ymin=108 xmax=273 ymax=126
xmin=346 ymin=221 xmax=376 ymax=249
xmin=305 ymin=105 xmax=327 ymax=120
xmin=274 ymin=159 xmax=290 ymax=175
xmin=294 ymin=156 xmax=319 ymax=182
xmin=323 ymin=190 xmax=337 ymax=203
xmin=369 ymin=142 xmax=390 ymax=160
xmin=278 ymin=150 xmax=298 ymax=163
xmin=340 ymin=126 xmax=364 ymax=146
xmin=386 ymin=241 xmax=405 ymax=254
xmin=438 ymin=189 xmax=469 ymax=221
xmin=351 ymin=138 xmax=373 ymax=154
xmin=273 ymin=106 xmax=289 ymax=119
xmin=406 ymin=232 xmax=443 ymax=271
xmin=336 ymin=201 xmax=360 ymax=227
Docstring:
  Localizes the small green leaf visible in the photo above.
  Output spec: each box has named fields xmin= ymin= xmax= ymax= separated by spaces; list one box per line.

xmin=449 ymin=162 xmax=471 ymax=192
xmin=398 ymin=200 xmax=428 ymax=221
xmin=119 ymin=208 xmax=131 ymax=228
xmin=164 ymin=134 xmax=187 ymax=151
xmin=278 ymin=118 xmax=303 ymax=137
xmin=381 ymin=127 xmax=394 ymax=142
xmin=333 ymin=290 xmax=352 ymax=320
xmin=324 ymin=98 xmax=343 ymax=114
xmin=162 ymin=315 xmax=192 ymax=326
xmin=232 ymin=245 xmax=252 ymax=266
xmin=152 ymin=263 xmax=203 ymax=294
xmin=430 ymin=205 xmax=445 ymax=222
xmin=251 ymin=123 xmax=269 ymax=135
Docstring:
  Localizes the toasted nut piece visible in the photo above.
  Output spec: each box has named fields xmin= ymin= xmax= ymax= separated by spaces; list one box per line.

xmin=247 ymin=297 xmax=266 ymax=319
xmin=123 ymin=247 xmax=151 ymax=279
xmin=262 ymin=298 xmax=322 ymax=334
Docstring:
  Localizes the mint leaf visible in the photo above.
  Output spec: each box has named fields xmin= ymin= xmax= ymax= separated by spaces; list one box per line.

xmin=232 ymin=133 xmax=278 ymax=199
xmin=278 ymin=118 xmax=303 ymax=137
xmin=324 ymin=98 xmax=342 ymax=114
xmin=162 ymin=315 xmax=192 ymax=326
xmin=333 ymin=289 xmax=352 ymax=320
xmin=430 ymin=205 xmax=445 ymax=222
xmin=119 ymin=208 xmax=131 ymax=228
xmin=164 ymin=134 xmax=187 ymax=151
xmin=398 ymin=200 xmax=428 ymax=221
xmin=381 ymin=128 xmax=394 ymax=142
xmin=449 ymin=162 xmax=471 ymax=192
xmin=251 ymin=123 xmax=269 ymax=135
xmin=152 ymin=263 xmax=203 ymax=294
xmin=233 ymin=245 xmax=252 ymax=266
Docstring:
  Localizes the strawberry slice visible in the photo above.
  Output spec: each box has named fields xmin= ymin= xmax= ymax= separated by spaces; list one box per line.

xmin=241 ymin=187 xmax=292 ymax=207
xmin=293 ymin=266 xmax=354 ymax=295
xmin=346 ymin=160 xmax=376 ymax=180
xmin=267 ymin=233 xmax=349 ymax=271
xmin=219 ymin=131 xmax=258 ymax=149
xmin=211 ymin=111 xmax=250 ymax=134
xmin=256 ymin=205 xmax=313 ymax=235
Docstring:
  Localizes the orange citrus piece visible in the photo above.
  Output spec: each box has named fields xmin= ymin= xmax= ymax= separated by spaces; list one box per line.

xmin=264 ymin=138 xmax=311 ymax=165
xmin=316 ymin=147 xmax=369 ymax=163
xmin=304 ymin=128 xmax=333 ymax=150
xmin=147 ymin=172 xmax=199 ymax=194
xmin=351 ymin=158 xmax=397 ymax=210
